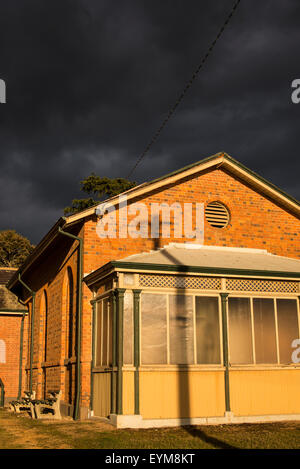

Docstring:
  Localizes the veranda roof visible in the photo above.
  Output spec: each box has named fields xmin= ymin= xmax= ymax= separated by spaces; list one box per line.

xmin=84 ymin=244 xmax=300 ymax=286
xmin=118 ymin=244 xmax=300 ymax=273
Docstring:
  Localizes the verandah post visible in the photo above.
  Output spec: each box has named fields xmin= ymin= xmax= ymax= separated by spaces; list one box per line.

xmin=116 ymin=288 xmax=125 ymax=415
xmin=110 ymin=291 xmax=117 ymax=414
xmin=133 ymin=289 xmax=142 ymax=415
xmin=220 ymin=293 xmax=231 ymax=413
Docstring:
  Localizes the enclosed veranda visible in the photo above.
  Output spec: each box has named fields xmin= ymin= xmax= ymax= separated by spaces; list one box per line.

xmin=84 ymin=244 xmax=300 ymax=428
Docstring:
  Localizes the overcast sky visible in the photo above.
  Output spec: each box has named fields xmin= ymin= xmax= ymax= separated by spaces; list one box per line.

xmin=0 ymin=0 xmax=299 ymax=243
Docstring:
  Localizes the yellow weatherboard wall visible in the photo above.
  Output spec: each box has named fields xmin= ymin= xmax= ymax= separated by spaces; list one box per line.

xmin=92 ymin=372 xmax=111 ymax=418
xmin=122 ymin=370 xmax=135 ymax=415
xmin=139 ymin=370 xmax=225 ymax=419
xmin=230 ymin=369 xmax=300 ymax=416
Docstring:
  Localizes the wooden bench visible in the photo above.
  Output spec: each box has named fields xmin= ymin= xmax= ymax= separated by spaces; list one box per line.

xmin=30 ymin=390 xmax=62 ymax=420
xmin=9 ymin=391 xmax=36 ymax=413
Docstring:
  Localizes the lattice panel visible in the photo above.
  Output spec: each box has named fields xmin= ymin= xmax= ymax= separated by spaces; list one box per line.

xmin=226 ymin=278 xmax=299 ymax=293
xmin=139 ymin=274 xmax=221 ymax=290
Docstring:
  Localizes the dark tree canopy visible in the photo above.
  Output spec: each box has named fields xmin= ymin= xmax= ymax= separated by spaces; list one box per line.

xmin=0 ymin=230 xmax=34 ymax=268
xmin=64 ymin=174 xmax=136 ymax=215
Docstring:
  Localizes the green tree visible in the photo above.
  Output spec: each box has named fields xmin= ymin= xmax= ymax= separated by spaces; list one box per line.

xmin=64 ymin=174 xmax=136 ymax=216
xmin=0 ymin=230 xmax=34 ymax=268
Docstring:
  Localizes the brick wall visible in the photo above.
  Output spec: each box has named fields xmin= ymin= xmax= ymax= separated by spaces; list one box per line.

xmin=0 ymin=313 xmax=28 ymax=400
xmin=21 ymin=166 xmax=300 ymax=414
xmin=83 ymin=168 xmax=300 ymax=274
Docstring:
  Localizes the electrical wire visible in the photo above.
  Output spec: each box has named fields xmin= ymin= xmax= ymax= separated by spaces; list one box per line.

xmin=127 ymin=0 xmax=241 ymax=179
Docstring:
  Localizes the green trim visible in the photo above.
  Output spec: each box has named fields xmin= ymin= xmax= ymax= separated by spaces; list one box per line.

xmin=0 ymin=309 xmax=28 ymax=313
xmin=133 ymin=289 xmax=142 ymax=415
xmin=111 ymin=261 xmax=300 ymax=279
xmin=148 ymin=152 xmax=300 ymax=208
xmin=147 ymin=152 xmax=223 ymax=186
xmin=7 ymin=218 xmax=66 ymax=293
xmin=64 ymin=152 xmax=299 ymax=226
xmin=0 ymin=378 xmax=4 ymax=407
xmin=58 ymin=227 xmax=83 ymax=421
xmin=111 ymin=291 xmax=117 ymax=414
xmin=222 ymin=153 xmax=300 ymax=208
xmin=220 ymin=293 xmax=230 ymax=412
xmin=8 ymin=152 xmax=300 ymax=299
xmin=116 ymin=288 xmax=125 ymax=415
xmin=90 ymin=301 xmax=97 ymax=412
xmin=17 ymin=312 xmax=26 ymax=400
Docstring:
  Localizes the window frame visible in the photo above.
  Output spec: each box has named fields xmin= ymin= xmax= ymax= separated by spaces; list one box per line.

xmin=227 ymin=294 xmax=300 ymax=366
xmin=94 ymin=296 xmax=112 ymax=369
xmin=140 ymin=291 xmax=223 ymax=366
xmin=92 ymin=281 xmax=300 ymax=370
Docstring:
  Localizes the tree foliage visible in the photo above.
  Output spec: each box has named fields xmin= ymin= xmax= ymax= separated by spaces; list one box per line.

xmin=0 ymin=230 xmax=34 ymax=268
xmin=64 ymin=174 xmax=136 ymax=216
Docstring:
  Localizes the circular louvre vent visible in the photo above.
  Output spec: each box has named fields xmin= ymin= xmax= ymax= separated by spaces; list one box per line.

xmin=205 ymin=201 xmax=230 ymax=228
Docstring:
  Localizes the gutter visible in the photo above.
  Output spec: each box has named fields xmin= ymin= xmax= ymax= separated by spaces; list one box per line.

xmin=17 ymin=274 xmax=36 ymax=395
xmin=110 ymin=261 xmax=300 ymax=279
xmin=58 ymin=226 xmax=83 ymax=421
xmin=7 ymin=218 xmax=66 ymax=292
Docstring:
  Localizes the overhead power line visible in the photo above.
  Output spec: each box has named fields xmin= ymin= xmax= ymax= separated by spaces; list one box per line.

xmin=127 ymin=0 xmax=241 ymax=179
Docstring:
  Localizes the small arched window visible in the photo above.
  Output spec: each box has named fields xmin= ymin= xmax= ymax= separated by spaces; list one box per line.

xmin=66 ymin=267 xmax=74 ymax=359
xmin=0 ymin=339 xmax=6 ymax=363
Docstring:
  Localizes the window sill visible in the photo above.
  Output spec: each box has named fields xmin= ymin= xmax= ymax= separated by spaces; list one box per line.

xmin=138 ymin=364 xmax=225 ymax=372
xmin=229 ymin=364 xmax=300 ymax=370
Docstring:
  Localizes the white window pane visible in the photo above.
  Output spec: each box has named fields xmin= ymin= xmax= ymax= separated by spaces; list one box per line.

xmin=253 ymin=298 xmax=277 ymax=364
xmin=123 ymin=291 xmax=133 ymax=365
xmin=228 ymin=297 xmax=253 ymax=364
xmin=196 ymin=296 xmax=221 ymax=364
xmin=0 ymin=340 xmax=5 ymax=363
xmin=277 ymin=299 xmax=299 ymax=364
xmin=169 ymin=295 xmax=194 ymax=364
xmin=141 ymin=294 xmax=167 ymax=364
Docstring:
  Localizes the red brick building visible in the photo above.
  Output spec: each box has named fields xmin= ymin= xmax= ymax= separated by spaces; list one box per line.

xmin=7 ymin=152 xmax=300 ymax=425
xmin=0 ymin=267 xmax=28 ymax=403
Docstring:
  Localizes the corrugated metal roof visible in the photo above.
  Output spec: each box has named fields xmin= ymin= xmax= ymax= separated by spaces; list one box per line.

xmin=0 ymin=268 xmax=17 ymax=285
xmin=0 ymin=268 xmax=26 ymax=312
xmin=119 ymin=244 xmax=300 ymax=273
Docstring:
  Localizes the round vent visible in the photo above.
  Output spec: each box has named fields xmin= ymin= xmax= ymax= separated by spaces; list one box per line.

xmin=205 ymin=201 xmax=230 ymax=228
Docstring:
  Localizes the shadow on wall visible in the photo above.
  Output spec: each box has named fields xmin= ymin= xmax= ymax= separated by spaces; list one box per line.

xmin=151 ymin=232 xmax=239 ymax=449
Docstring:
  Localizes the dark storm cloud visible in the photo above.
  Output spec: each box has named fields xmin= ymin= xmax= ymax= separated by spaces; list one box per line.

xmin=0 ymin=0 xmax=299 ymax=242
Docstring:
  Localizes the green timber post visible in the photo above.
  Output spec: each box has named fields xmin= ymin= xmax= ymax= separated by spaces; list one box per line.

xmin=90 ymin=300 xmax=96 ymax=413
xmin=111 ymin=291 xmax=117 ymax=414
xmin=116 ymin=288 xmax=125 ymax=415
xmin=133 ymin=289 xmax=141 ymax=415
xmin=0 ymin=378 xmax=4 ymax=407
xmin=220 ymin=293 xmax=230 ymax=412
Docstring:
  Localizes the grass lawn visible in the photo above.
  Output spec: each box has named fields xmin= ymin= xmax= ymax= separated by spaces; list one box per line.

xmin=1 ymin=408 xmax=300 ymax=449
